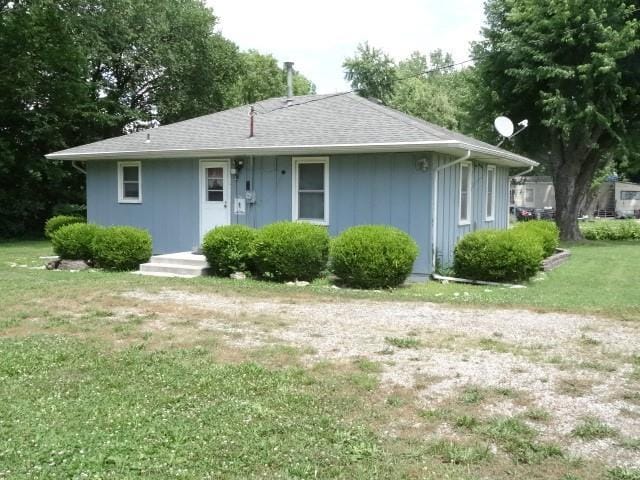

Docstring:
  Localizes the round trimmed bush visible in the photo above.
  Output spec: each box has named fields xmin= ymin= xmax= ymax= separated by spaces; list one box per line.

xmin=44 ymin=215 xmax=85 ymax=239
xmin=330 ymin=225 xmax=419 ymax=289
xmin=92 ymin=226 xmax=152 ymax=271
xmin=51 ymin=223 xmax=102 ymax=260
xmin=514 ymin=220 xmax=559 ymax=257
xmin=253 ymin=222 xmax=330 ymax=281
xmin=454 ymin=229 xmax=544 ymax=282
xmin=202 ymin=225 xmax=257 ymax=276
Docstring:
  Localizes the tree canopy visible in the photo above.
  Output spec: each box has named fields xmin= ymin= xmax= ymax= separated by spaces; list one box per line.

xmin=0 ymin=0 xmax=315 ymax=237
xmin=470 ymin=0 xmax=640 ymax=239
xmin=343 ymin=43 xmax=473 ymax=133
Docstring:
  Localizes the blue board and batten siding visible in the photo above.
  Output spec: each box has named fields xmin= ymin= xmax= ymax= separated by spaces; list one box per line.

xmin=86 ymin=159 xmax=200 ymax=253
xmin=86 ymin=153 xmax=510 ymax=277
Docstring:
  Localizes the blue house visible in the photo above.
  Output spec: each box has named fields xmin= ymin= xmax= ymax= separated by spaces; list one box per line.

xmin=46 ymin=92 xmax=538 ymax=278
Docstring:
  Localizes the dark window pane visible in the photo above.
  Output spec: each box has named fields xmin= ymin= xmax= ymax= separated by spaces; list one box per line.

xmin=299 ymin=192 xmax=324 ymax=220
xmin=208 ymin=190 xmax=223 ymax=202
xmin=460 ymin=192 xmax=468 ymax=220
xmin=123 ymin=182 xmax=139 ymax=198
xmin=208 ymin=178 xmax=224 ymax=190
xmin=487 ymin=193 xmax=493 ymax=217
xmin=122 ymin=166 xmax=138 ymax=182
xmin=299 ymin=163 xmax=324 ymax=190
xmin=207 ymin=167 xmax=223 ymax=179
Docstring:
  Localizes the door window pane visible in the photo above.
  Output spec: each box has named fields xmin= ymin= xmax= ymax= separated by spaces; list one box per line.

xmin=206 ymin=167 xmax=224 ymax=202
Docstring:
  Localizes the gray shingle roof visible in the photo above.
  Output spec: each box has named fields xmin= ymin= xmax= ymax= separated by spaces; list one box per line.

xmin=46 ymin=92 xmax=538 ymax=167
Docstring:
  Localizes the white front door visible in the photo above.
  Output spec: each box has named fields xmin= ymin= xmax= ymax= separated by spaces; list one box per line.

xmin=199 ymin=160 xmax=230 ymax=241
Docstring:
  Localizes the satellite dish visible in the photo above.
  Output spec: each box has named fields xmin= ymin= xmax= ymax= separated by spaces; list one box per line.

xmin=494 ymin=116 xmax=515 ymax=138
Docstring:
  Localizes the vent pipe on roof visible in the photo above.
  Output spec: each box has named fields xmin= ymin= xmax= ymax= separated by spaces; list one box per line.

xmin=249 ymin=106 xmax=256 ymax=138
xmin=284 ymin=61 xmax=294 ymax=106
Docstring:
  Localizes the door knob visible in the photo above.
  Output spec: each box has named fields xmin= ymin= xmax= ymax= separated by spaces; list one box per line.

xmin=224 ymin=201 xmax=227 ymax=208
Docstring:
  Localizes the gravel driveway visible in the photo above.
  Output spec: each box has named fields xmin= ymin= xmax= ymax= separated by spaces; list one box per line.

xmin=124 ymin=289 xmax=640 ymax=468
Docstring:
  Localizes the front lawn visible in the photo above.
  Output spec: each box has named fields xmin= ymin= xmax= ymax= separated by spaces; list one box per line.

xmin=0 ymin=239 xmax=638 ymax=479
xmin=4 ymin=239 xmax=637 ymax=321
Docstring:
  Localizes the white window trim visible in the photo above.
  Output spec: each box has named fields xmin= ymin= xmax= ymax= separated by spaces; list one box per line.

xmin=292 ymin=156 xmax=329 ymax=225
xmin=458 ymin=161 xmax=472 ymax=226
xmin=486 ymin=165 xmax=496 ymax=221
xmin=118 ymin=161 xmax=142 ymax=203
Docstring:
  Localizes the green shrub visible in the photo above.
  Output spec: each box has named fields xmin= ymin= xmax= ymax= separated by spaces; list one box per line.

xmin=581 ymin=220 xmax=640 ymax=241
xmin=253 ymin=222 xmax=329 ymax=281
xmin=514 ymin=220 xmax=559 ymax=257
xmin=454 ymin=229 xmax=544 ymax=282
xmin=92 ymin=226 xmax=152 ymax=271
xmin=202 ymin=225 xmax=257 ymax=276
xmin=44 ymin=215 xmax=85 ymax=239
xmin=51 ymin=223 xmax=102 ymax=260
xmin=330 ymin=225 xmax=418 ymax=289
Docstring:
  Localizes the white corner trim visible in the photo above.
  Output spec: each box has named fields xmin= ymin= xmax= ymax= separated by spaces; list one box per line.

xmin=485 ymin=165 xmax=496 ymax=221
xmin=292 ymin=156 xmax=330 ymax=225
xmin=458 ymin=161 xmax=472 ymax=226
xmin=117 ymin=161 xmax=142 ymax=203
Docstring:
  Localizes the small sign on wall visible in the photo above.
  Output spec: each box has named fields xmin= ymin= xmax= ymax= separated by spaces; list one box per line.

xmin=234 ymin=198 xmax=246 ymax=215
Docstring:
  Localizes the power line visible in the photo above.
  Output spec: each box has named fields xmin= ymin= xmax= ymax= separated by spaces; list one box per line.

xmin=258 ymin=5 xmax=639 ymax=114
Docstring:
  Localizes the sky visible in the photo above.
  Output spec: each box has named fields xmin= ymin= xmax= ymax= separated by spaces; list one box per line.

xmin=207 ymin=0 xmax=487 ymax=93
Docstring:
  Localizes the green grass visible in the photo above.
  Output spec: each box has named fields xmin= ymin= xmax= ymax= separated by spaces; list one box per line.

xmin=0 ymin=239 xmax=637 ymax=478
xmin=1 ymin=239 xmax=639 ymax=321
xmin=572 ymin=417 xmax=619 ymax=440
xmin=384 ymin=336 xmax=422 ymax=349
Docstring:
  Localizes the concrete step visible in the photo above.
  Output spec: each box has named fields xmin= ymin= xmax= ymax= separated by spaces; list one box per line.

xmin=138 ymin=262 xmax=210 ymax=277
xmin=148 ymin=252 xmax=208 ymax=268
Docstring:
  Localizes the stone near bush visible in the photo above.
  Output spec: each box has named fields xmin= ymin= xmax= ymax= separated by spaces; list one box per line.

xmin=44 ymin=215 xmax=85 ymax=239
xmin=330 ymin=225 xmax=418 ymax=289
xmin=92 ymin=226 xmax=152 ymax=271
xmin=51 ymin=223 xmax=102 ymax=260
xmin=253 ymin=221 xmax=329 ymax=282
xmin=202 ymin=225 xmax=257 ymax=276
xmin=454 ymin=229 xmax=544 ymax=282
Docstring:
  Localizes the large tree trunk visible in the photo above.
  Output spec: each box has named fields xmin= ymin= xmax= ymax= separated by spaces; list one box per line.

xmin=549 ymin=135 xmax=603 ymax=241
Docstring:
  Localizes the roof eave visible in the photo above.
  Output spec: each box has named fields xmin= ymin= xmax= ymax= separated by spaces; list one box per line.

xmin=46 ymin=141 xmax=538 ymax=168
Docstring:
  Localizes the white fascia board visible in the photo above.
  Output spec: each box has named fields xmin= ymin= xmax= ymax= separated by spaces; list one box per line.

xmin=46 ymin=140 xmax=539 ymax=167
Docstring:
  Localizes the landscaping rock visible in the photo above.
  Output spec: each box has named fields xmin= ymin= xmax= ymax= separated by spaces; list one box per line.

xmin=229 ymin=271 xmax=247 ymax=280
xmin=285 ymin=280 xmax=310 ymax=287
xmin=50 ymin=259 xmax=90 ymax=271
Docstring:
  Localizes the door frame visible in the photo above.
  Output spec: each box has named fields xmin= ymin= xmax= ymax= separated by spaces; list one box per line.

xmin=199 ymin=159 xmax=231 ymax=241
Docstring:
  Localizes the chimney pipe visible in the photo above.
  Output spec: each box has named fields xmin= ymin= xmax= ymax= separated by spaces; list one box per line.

xmin=284 ymin=61 xmax=294 ymax=106
xmin=249 ymin=106 xmax=256 ymax=138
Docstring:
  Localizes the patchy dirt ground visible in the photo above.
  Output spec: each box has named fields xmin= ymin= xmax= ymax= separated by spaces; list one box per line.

xmin=123 ymin=288 xmax=640 ymax=468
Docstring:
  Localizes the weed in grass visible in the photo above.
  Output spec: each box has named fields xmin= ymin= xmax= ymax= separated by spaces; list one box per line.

xmin=523 ymin=407 xmax=551 ymax=422
xmin=385 ymin=395 xmax=405 ymax=407
xmin=454 ymin=415 xmax=479 ymax=429
xmin=557 ymin=377 xmax=593 ymax=397
xmin=478 ymin=337 xmax=511 ymax=353
xmin=572 ymin=417 xmax=618 ymax=440
xmin=622 ymin=390 xmax=640 ymax=405
xmin=420 ymin=408 xmax=452 ymax=422
xmin=353 ymin=358 xmax=382 ymax=373
xmin=618 ymin=438 xmax=640 ymax=450
xmin=579 ymin=334 xmax=602 ymax=346
xmin=479 ymin=417 xmax=562 ymax=464
xmin=459 ymin=385 xmax=485 ymax=405
xmin=579 ymin=361 xmax=617 ymax=372
xmin=384 ymin=336 xmax=422 ymax=349
xmin=428 ymin=439 xmax=491 ymax=465
xmin=608 ymin=467 xmax=640 ymax=480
